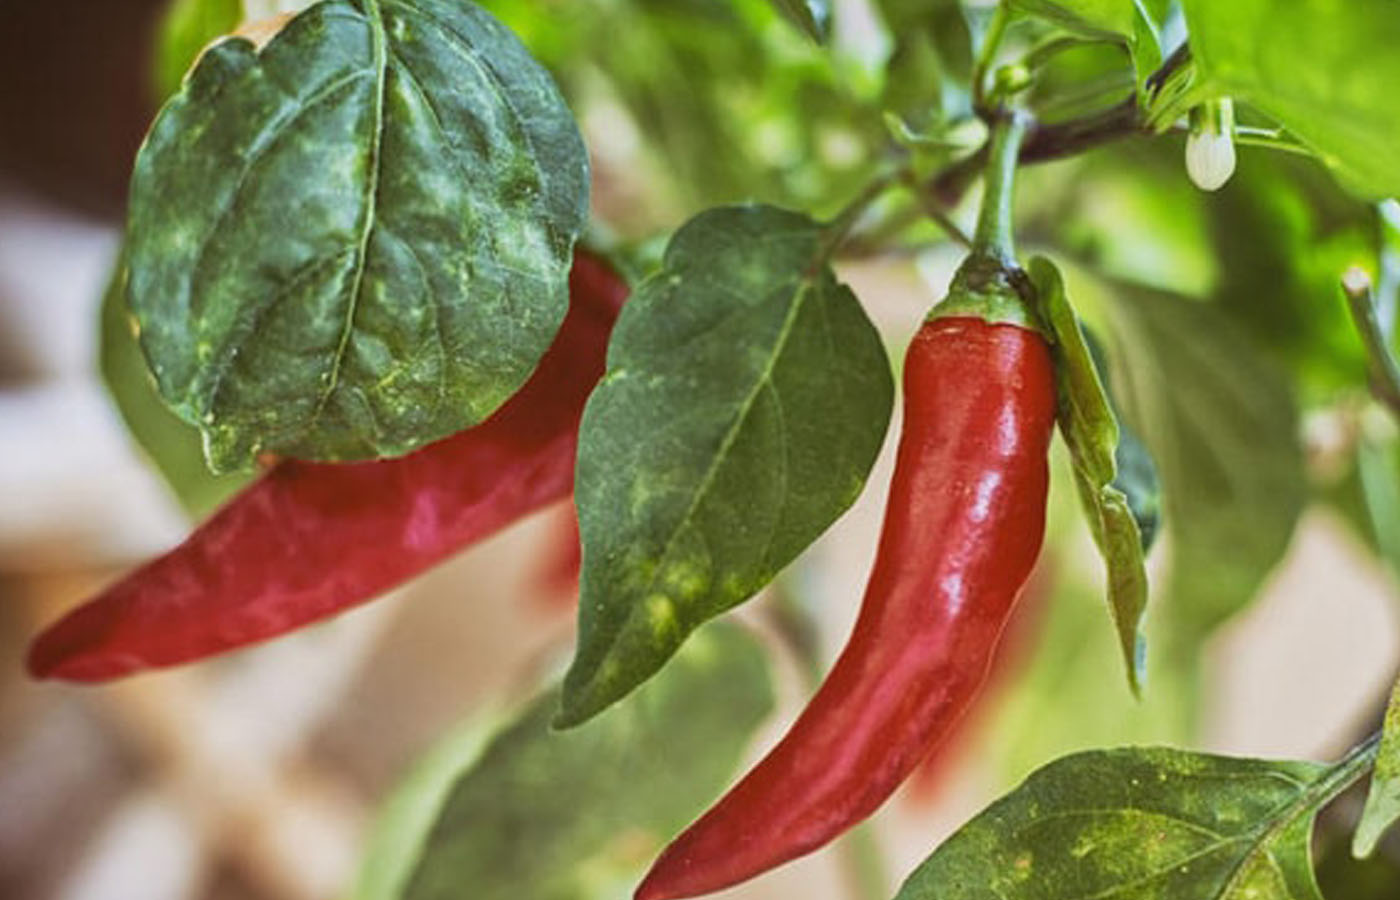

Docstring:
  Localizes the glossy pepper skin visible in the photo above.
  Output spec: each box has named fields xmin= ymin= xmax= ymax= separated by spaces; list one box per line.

xmin=28 ymin=252 xmax=628 ymax=682
xmin=636 ymin=312 xmax=1056 ymax=900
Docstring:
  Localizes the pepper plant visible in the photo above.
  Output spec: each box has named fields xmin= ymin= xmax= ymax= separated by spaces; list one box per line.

xmin=24 ymin=0 xmax=1400 ymax=898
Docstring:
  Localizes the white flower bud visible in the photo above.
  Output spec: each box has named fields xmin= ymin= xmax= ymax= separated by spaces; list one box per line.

xmin=1185 ymin=99 xmax=1236 ymax=192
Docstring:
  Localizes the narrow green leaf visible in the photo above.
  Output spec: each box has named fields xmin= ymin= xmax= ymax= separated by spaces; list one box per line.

xmin=559 ymin=204 xmax=893 ymax=726
xmin=766 ymin=0 xmax=831 ymax=43
xmin=1181 ymin=0 xmax=1400 ymax=198
xmin=99 ymin=252 xmax=250 ymax=518
xmin=128 ymin=0 xmax=589 ymax=472
xmin=151 ymin=0 xmax=245 ymax=102
xmin=396 ymin=623 xmax=774 ymax=900
xmin=1356 ymin=679 xmax=1400 ymax=857
xmin=1358 ymin=435 xmax=1400 ymax=579
xmin=1100 ymin=279 xmax=1305 ymax=637
xmin=1085 ymin=328 xmax=1163 ymax=551
xmin=897 ymin=745 xmax=1366 ymax=900
xmin=1030 ymin=255 xmax=1149 ymax=695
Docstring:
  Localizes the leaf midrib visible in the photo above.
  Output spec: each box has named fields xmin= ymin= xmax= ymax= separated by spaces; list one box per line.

xmin=606 ymin=271 xmax=818 ymax=657
xmin=311 ymin=0 xmax=390 ymax=425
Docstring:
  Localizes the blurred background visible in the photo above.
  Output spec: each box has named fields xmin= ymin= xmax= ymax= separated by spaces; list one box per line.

xmin=3 ymin=1 xmax=1399 ymax=899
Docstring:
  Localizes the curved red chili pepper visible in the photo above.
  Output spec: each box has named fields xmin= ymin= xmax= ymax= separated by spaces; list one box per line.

xmin=635 ymin=314 xmax=1056 ymax=900
xmin=28 ymin=252 xmax=628 ymax=682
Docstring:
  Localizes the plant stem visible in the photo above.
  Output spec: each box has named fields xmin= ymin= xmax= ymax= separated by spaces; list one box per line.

xmin=972 ymin=111 xmax=1030 ymax=262
xmin=973 ymin=2 xmax=1014 ymax=115
xmin=1343 ymin=268 xmax=1400 ymax=419
xmin=929 ymin=95 xmax=1143 ymax=205
xmin=1312 ymin=731 xmax=1383 ymax=810
xmin=820 ymin=170 xmax=902 ymax=261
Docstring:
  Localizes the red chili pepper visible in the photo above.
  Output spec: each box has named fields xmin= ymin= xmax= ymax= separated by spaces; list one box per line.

xmin=635 ymin=309 xmax=1056 ymax=900
xmin=28 ymin=252 xmax=628 ymax=682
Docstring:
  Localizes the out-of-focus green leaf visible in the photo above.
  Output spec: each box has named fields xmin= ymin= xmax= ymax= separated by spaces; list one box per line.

xmin=897 ymin=744 xmax=1349 ymax=900
xmin=1030 ymin=256 xmax=1149 ymax=695
xmin=1060 ymin=265 xmax=1305 ymax=638
xmin=1181 ymin=0 xmax=1400 ymax=198
xmin=1358 ymin=432 xmax=1400 ymax=579
xmin=1012 ymin=0 xmax=1137 ymax=40
xmin=1208 ymin=151 xmax=1374 ymax=400
xmin=1111 ymin=283 xmax=1305 ymax=636
xmin=128 ymin=0 xmax=589 ymax=471
xmin=99 ymin=253 xmax=249 ymax=519
xmin=980 ymin=459 xmax=1197 ymax=785
xmin=351 ymin=711 xmax=500 ymax=900
xmin=560 ymin=205 xmax=893 ymax=726
xmin=767 ymin=0 xmax=830 ymax=42
xmin=1356 ymin=677 xmax=1400 ymax=857
xmin=394 ymin=623 xmax=774 ymax=900
xmin=151 ymin=0 xmax=244 ymax=102
xmin=1316 ymin=828 xmax=1400 ymax=900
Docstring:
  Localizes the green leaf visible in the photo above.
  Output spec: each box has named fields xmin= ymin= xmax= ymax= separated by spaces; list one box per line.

xmin=393 ymin=623 xmax=774 ymax=900
xmin=1356 ymin=677 xmax=1400 ymax=857
xmin=1094 ymin=276 xmax=1305 ymax=638
xmin=766 ymin=0 xmax=831 ymax=42
xmin=896 ymin=745 xmax=1360 ymax=900
xmin=1030 ymin=256 xmax=1149 ymax=695
xmin=1010 ymin=0 xmax=1138 ymax=40
xmin=127 ymin=0 xmax=589 ymax=472
xmin=99 ymin=252 xmax=250 ymax=519
xmin=1181 ymin=0 xmax=1400 ymax=198
xmin=1358 ymin=432 xmax=1400 ymax=579
xmin=351 ymin=710 xmax=500 ymax=900
xmin=558 ymin=205 xmax=893 ymax=726
xmin=151 ymin=0 xmax=245 ymax=102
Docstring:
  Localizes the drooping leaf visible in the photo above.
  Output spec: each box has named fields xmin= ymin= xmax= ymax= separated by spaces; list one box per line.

xmin=151 ymin=0 xmax=245 ymax=102
xmin=1356 ymin=677 xmax=1400 ymax=857
xmin=99 ymin=252 xmax=250 ymax=518
xmin=127 ymin=0 xmax=589 ymax=472
xmin=1084 ymin=327 xmax=1162 ymax=551
xmin=1030 ymin=255 xmax=1149 ymax=695
xmin=766 ymin=0 xmax=831 ymax=42
xmin=1181 ymin=0 xmax=1400 ymax=198
xmin=1098 ymin=278 xmax=1305 ymax=638
xmin=897 ymin=745 xmax=1353 ymax=900
xmin=385 ymin=623 xmax=773 ymax=900
xmin=558 ymin=204 xmax=893 ymax=726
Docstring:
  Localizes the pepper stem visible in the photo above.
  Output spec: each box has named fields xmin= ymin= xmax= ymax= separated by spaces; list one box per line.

xmin=972 ymin=110 xmax=1030 ymax=264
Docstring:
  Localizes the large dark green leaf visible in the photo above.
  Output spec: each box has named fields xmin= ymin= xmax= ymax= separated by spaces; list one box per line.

xmin=1101 ymin=281 xmax=1305 ymax=637
xmin=897 ymin=745 xmax=1359 ymax=900
xmin=127 ymin=0 xmax=589 ymax=472
xmin=99 ymin=253 xmax=250 ymax=518
xmin=366 ymin=623 xmax=773 ymax=900
xmin=558 ymin=205 xmax=893 ymax=726
xmin=766 ymin=0 xmax=831 ymax=42
xmin=1031 ymin=256 xmax=1150 ymax=694
xmin=1181 ymin=0 xmax=1400 ymax=198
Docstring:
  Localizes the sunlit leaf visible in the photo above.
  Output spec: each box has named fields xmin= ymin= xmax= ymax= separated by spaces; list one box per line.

xmin=898 ymin=746 xmax=1344 ymax=900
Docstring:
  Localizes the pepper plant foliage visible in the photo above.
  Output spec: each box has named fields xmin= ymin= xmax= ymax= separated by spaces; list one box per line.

xmin=63 ymin=0 xmax=1400 ymax=896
